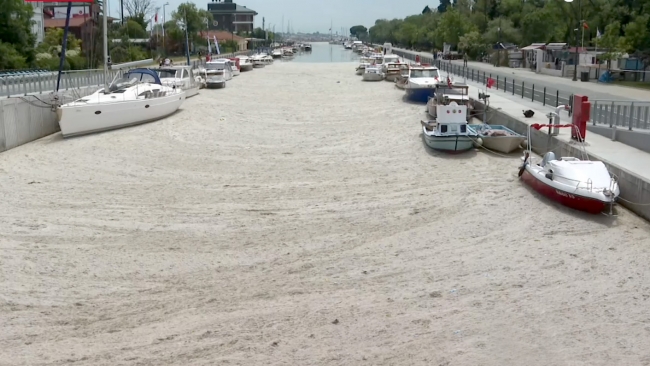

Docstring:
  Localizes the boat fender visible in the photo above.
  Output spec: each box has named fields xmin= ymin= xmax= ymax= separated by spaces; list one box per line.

xmin=518 ymin=152 xmax=529 ymax=177
xmin=473 ymin=137 xmax=483 ymax=147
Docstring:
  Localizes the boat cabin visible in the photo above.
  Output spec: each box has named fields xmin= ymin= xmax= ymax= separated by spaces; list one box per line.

xmin=422 ymin=102 xmax=469 ymax=134
xmin=383 ymin=54 xmax=400 ymax=64
xmin=385 ymin=62 xmax=402 ymax=74
xmin=409 ymin=67 xmax=441 ymax=80
xmin=152 ymin=66 xmax=195 ymax=85
xmin=434 ymin=82 xmax=469 ymax=105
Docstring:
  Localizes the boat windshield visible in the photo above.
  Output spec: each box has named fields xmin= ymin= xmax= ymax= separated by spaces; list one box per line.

xmin=107 ymin=77 xmax=139 ymax=92
xmin=156 ymin=69 xmax=179 ymax=78
xmin=410 ymin=69 xmax=440 ymax=78
xmin=205 ymin=63 xmax=226 ymax=70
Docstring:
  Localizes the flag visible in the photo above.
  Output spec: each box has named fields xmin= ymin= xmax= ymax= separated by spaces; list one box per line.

xmin=214 ymin=36 xmax=220 ymax=55
xmin=596 ymin=28 xmax=602 ymax=38
xmin=487 ymin=77 xmax=495 ymax=88
xmin=207 ymin=36 xmax=212 ymax=54
xmin=155 ymin=11 xmax=158 ymax=23
xmin=583 ymin=21 xmax=588 ymax=29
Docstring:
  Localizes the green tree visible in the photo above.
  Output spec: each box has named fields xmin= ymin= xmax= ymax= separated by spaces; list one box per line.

xmin=349 ymin=25 xmax=368 ymax=38
xmin=596 ymin=21 xmax=626 ymax=69
xmin=438 ymin=0 xmax=451 ymax=13
xmin=172 ymin=2 xmax=213 ymax=45
xmin=0 ymin=0 xmax=36 ymax=67
xmin=458 ymin=31 xmax=488 ymax=59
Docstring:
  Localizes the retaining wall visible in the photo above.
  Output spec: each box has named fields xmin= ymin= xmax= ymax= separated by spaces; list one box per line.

xmin=0 ymin=87 xmax=95 ymax=153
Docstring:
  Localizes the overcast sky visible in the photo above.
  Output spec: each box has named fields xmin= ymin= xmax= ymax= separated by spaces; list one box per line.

xmin=107 ymin=0 xmax=430 ymax=34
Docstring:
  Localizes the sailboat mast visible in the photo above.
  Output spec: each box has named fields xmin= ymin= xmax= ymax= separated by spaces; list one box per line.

xmin=103 ymin=0 xmax=109 ymax=92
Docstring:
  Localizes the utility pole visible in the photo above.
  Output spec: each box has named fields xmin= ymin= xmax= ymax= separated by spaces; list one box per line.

xmin=120 ymin=0 xmax=124 ymax=24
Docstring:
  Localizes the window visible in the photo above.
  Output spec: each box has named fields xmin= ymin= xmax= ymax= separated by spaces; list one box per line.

xmin=460 ymin=125 xmax=466 ymax=133
xmin=440 ymin=125 xmax=447 ymax=133
xmin=141 ymin=73 xmax=157 ymax=83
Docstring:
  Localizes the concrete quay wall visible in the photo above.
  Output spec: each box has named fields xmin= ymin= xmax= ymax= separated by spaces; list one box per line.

xmin=0 ymin=87 xmax=96 ymax=153
xmin=471 ymin=99 xmax=650 ymax=220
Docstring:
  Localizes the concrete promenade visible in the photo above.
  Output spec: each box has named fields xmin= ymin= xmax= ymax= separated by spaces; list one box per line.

xmin=391 ymin=46 xmax=650 ymax=102
xmin=458 ymin=76 xmax=650 ymax=219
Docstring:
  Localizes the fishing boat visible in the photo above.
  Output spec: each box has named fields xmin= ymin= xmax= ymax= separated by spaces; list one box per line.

xmin=404 ymin=66 xmax=441 ymax=103
xmin=271 ymin=49 xmax=283 ymax=58
xmin=202 ymin=59 xmax=234 ymax=81
xmin=473 ymin=124 xmax=526 ymax=153
xmin=237 ymin=56 xmax=254 ymax=71
xmin=228 ymin=58 xmax=241 ymax=76
xmin=56 ymin=69 xmax=185 ymax=137
xmin=251 ymin=55 xmax=266 ymax=68
xmin=518 ymin=123 xmax=619 ymax=214
xmin=426 ymin=79 xmax=471 ymax=119
xmin=282 ymin=48 xmax=294 ymax=57
xmin=356 ymin=56 xmax=374 ymax=75
xmin=383 ymin=54 xmax=401 ymax=64
xmin=383 ymin=62 xmax=403 ymax=82
xmin=421 ymin=102 xmax=480 ymax=153
xmin=205 ymin=74 xmax=226 ymax=89
xmin=153 ymin=65 xmax=201 ymax=97
xmin=394 ymin=65 xmax=411 ymax=89
xmin=303 ymin=43 xmax=312 ymax=52
xmin=362 ymin=64 xmax=385 ymax=81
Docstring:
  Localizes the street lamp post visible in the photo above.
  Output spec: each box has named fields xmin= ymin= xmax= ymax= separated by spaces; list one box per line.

xmin=162 ymin=2 xmax=169 ymax=55
xmin=564 ymin=0 xmax=581 ymax=81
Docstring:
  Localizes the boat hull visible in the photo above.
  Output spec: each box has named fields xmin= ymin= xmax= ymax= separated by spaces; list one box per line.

xmin=422 ymin=133 xmax=475 ymax=152
xmin=474 ymin=125 xmax=525 ymax=153
xmin=406 ymin=87 xmax=436 ymax=103
xmin=520 ymin=166 xmax=610 ymax=214
xmin=206 ymin=81 xmax=226 ymax=89
xmin=362 ymin=73 xmax=384 ymax=81
xmin=356 ymin=68 xmax=365 ymax=76
xmin=57 ymin=91 xmax=185 ymax=137
xmin=240 ymin=64 xmax=253 ymax=71
xmin=185 ymin=85 xmax=200 ymax=98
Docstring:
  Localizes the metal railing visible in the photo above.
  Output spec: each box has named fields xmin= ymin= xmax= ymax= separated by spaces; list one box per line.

xmin=0 ymin=50 xmax=256 ymax=98
xmin=391 ymin=49 xmax=648 ymax=132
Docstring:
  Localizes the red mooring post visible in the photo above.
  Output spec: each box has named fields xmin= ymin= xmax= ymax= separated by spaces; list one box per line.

xmin=571 ymin=95 xmax=589 ymax=142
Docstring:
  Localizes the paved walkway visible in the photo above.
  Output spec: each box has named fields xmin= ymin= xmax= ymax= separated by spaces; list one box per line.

xmin=392 ymin=46 xmax=650 ymax=102
xmin=464 ymin=79 xmax=650 ymax=181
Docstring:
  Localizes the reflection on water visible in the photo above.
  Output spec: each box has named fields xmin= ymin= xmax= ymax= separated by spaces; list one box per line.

xmin=289 ymin=42 xmax=360 ymax=63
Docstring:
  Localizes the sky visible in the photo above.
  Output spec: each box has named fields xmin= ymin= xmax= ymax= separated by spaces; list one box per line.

xmin=106 ymin=0 xmax=431 ymax=34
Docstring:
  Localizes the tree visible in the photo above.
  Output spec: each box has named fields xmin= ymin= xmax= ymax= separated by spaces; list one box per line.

xmin=0 ymin=0 xmax=36 ymax=67
xmin=124 ymin=0 xmax=153 ymax=29
xmin=349 ymin=25 xmax=368 ymax=38
xmin=438 ymin=0 xmax=452 ymax=13
xmin=422 ymin=6 xmax=432 ymax=14
xmin=596 ymin=21 xmax=626 ymax=70
xmin=122 ymin=19 xmax=148 ymax=38
xmin=459 ymin=31 xmax=488 ymax=59
xmin=172 ymin=2 xmax=213 ymax=45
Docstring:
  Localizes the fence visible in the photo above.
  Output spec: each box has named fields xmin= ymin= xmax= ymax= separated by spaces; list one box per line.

xmin=0 ymin=50 xmax=255 ymax=99
xmin=391 ymin=49 xmax=649 ymax=132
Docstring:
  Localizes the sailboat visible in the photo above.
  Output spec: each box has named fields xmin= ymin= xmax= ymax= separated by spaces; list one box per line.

xmin=56 ymin=2 xmax=185 ymax=137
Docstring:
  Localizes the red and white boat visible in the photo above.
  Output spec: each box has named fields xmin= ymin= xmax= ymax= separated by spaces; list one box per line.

xmin=518 ymin=123 xmax=619 ymax=215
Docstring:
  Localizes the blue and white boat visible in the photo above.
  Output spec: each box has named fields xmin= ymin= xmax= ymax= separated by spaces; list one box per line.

xmin=421 ymin=102 xmax=480 ymax=153
xmin=404 ymin=66 xmax=441 ymax=103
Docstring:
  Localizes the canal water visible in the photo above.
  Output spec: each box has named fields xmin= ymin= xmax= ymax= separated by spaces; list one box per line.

xmin=291 ymin=41 xmax=360 ymax=63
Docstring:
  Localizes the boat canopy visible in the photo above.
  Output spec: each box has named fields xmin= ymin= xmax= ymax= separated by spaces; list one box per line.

xmin=409 ymin=68 xmax=441 ymax=78
xmin=123 ymin=68 xmax=162 ymax=84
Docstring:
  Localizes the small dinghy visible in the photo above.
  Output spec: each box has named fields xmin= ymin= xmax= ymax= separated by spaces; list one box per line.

xmin=474 ymin=124 xmax=525 ymax=153
xmin=518 ymin=123 xmax=619 ymax=215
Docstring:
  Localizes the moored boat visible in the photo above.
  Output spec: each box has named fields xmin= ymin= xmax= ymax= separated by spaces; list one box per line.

xmin=518 ymin=124 xmax=619 ymax=214
xmin=421 ymin=102 xmax=480 ymax=153
xmin=152 ymin=65 xmax=200 ymax=97
xmin=474 ymin=124 xmax=525 ymax=153
xmin=426 ymin=80 xmax=471 ymax=119
xmin=404 ymin=66 xmax=441 ymax=103
xmin=237 ymin=56 xmax=254 ymax=71
xmin=362 ymin=64 xmax=385 ymax=81
xmin=56 ymin=68 xmax=185 ymax=137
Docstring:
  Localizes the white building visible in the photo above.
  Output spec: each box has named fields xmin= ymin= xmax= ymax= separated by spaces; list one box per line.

xmin=27 ymin=1 xmax=45 ymax=44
